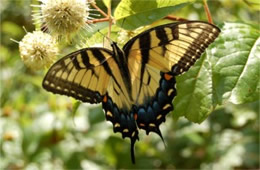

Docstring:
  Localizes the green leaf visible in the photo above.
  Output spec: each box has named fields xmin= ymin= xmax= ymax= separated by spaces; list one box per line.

xmin=114 ymin=0 xmax=195 ymax=30
xmin=88 ymin=105 xmax=105 ymax=126
xmin=1 ymin=21 xmax=24 ymax=38
xmin=243 ymin=0 xmax=260 ymax=10
xmin=173 ymin=54 xmax=214 ymax=123
xmin=65 ymin=152 xmax=83 ymax=170
xmin=84 ymin=24 xmax=121 ymax=47
xmin=208 ymin=22 xmax=260 ymax=105
xmin=173 ymin=22 xmax=260 ymax=123
xmin=71 ymin=101 xmax=81 ymax=117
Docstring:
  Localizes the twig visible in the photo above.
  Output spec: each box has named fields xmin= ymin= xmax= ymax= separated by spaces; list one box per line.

xmin=87 ymin=18 xmax=110 ymax=24
xmin=107 ymin=1 xmax=112 ymax=39
xmin=164 ymin=15 xmax=188 ymax=22
xmin=203 ymin=0 xmax=213 ymax=24
xmin=89 ymin=0 xmax=108 ymax=18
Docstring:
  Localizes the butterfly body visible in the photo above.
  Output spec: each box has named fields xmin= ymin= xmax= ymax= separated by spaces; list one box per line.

xmin=42 ymin=21 xmax=220 ymax=163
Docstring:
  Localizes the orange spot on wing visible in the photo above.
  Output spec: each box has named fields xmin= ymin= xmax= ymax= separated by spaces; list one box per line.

xmin=134 ymin=113 xmax=138 ymax=120
xmin=164 ymin=73 xmax=173 ymax=80
xmin=103 ymin=95 xmax=107 ymax=102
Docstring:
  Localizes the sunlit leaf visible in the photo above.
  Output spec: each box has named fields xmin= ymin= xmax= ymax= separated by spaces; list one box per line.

xmin=209 ymin=22 xmax=260 ymax=105
xmin=173 ymin=22 xmax=259 ymax=123
xmin=114 ymin=0 xmax=195 ymax=30
xmin=173 ymin=54 xmax=214 ymax=123
xmin=243 ymin=0 xmax=260 ymax=10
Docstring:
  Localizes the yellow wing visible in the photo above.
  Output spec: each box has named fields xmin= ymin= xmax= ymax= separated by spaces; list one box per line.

xmin=42 ymin=48 xmax=131 ymax=107
xmin=123 ymin=21 xmax=221 ymax=105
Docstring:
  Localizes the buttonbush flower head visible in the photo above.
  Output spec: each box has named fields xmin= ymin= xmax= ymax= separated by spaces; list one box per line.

xmin=32 ymin=0 xmax=91 ymax=40
xmin=19 ymin=31 xmax=58 ymax=70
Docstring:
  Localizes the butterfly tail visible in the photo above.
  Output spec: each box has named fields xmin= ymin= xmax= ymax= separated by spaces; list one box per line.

xmin=131 ymin=138 xmax=136 ymax=164
xmin=156 ymin=128 xmax=167 ymax=148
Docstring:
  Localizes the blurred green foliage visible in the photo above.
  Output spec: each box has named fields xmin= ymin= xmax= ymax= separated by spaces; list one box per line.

xmin=0 ymin=0 xmax=259 ymax=169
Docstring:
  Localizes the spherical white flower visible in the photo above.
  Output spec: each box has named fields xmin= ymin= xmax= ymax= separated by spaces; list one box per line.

xmin=33 ymin=0 xmax=90 ymax=39
xmin=19 ymin=31 xmax=58 ymax=70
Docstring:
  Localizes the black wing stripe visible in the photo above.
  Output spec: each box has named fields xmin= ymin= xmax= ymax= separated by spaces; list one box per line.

xmin=91 ymin=49 xmax=128 ymax=101
xmin=67 ymin=57 xmax=79 ymax=91
xmin=155 ymin=27 xmax=168 ymax=57
xmin=137 ymin=34 xmax=151 ymax=100
xmin=52 ymin=58 xmax=73 ymax=90
xmin=139 ymin=34 xmax=151 ymax=63
xmin=91 ymin=49 xmax=112 ymax=75
xmin=155 ymin=27 xmax=169 ymax=45
xmin=147 ymin=74 xmax=151 ymax=85
xmin=171 ymin=25 xmax=179 ymax=39
xmin=81 ymin=50 xmax=95 ymax=68
xmin=72 ymin=55 xmax=81 ymax=70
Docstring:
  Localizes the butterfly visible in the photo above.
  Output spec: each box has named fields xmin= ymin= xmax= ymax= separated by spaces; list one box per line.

xmin=42 ymin=21 xmax=220 ymax=163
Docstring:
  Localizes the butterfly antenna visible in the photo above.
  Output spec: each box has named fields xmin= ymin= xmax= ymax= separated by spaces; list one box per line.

xmin=97 ymin=29 xmax=113 ymax=47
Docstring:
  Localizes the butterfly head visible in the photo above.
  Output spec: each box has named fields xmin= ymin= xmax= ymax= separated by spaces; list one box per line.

xmin=110 ymin=41 xmax=126 ymax=61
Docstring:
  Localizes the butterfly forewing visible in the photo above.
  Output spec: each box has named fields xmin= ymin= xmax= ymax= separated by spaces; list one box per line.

xmin=124 ymin=21 xmax=220 ymax=75
xmin=43 ymin=48 xmax=114 ymax=103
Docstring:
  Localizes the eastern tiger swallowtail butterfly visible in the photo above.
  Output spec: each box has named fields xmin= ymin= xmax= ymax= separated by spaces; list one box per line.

xmin=42 ymin=21 xmax=220 ymax=163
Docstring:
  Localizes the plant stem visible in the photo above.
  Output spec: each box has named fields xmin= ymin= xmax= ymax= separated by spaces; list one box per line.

xmin=107 ymin=1 xmax=112 ymax=39
xmin=89 ymin=0 xmax=108 ymax=18
xmin=203 ymin=0 xmax=213 ymax=24
xmin=165 ymin=15 xmax=188 ymax=22
xmin=87 ymin=18 xmax=110 ymax=24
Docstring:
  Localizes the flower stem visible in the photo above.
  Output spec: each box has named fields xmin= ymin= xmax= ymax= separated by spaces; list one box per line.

xmin=107 ymin=1 xmax=112 ymax=39
xmin=89 ymin=0 xmax=108 ymax=18
xmin=87 ymin=18 xmax=110 ymax=24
